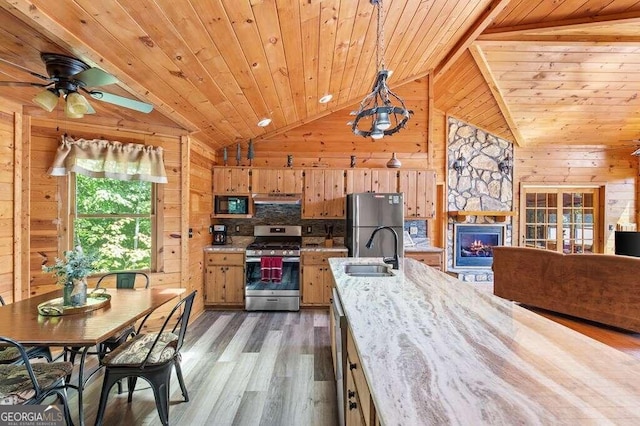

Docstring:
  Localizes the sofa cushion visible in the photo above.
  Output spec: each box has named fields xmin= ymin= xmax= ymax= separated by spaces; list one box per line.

xmin=102 ymin=332 xmax=178 ymax=366
xmin=0 ymin=362 xmax=73 ymax=405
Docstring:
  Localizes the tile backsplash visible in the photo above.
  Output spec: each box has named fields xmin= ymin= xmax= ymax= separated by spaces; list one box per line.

xmin=215 ymin=204 xmax=427 ymax=240
xmin=217 ymin=204 xmax=343 ymax=237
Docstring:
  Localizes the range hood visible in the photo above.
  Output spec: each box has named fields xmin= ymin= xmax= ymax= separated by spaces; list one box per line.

xmin=252 ymin=193 xmax=302 ymax=205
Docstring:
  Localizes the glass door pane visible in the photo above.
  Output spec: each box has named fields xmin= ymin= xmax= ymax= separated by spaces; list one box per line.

xmin=522 ymin=187 xmax=598 ymax=253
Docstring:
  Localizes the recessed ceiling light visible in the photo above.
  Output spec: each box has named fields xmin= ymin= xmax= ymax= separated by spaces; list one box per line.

xmin=319 ymin=94 xmax=333 ymax=104
xmin=257 ymin=118 xmax=272 ymax=127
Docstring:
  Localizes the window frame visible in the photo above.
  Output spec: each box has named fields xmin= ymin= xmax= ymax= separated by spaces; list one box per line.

xmin=68 ymin=173 xmax=162 ymax=273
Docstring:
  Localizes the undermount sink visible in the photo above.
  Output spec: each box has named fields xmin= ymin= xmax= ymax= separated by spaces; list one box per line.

xmin=344 ymin=264 xmax=394 ymax=277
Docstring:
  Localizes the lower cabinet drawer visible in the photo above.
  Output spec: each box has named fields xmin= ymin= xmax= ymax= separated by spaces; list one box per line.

xmin=405 ymin=251 xmax=443 ymax=269
xmin=205 ymin=252 xmax=244 ymax=266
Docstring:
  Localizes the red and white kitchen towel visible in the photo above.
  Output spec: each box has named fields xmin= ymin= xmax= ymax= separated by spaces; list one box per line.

xmin=260 ymin=257 xmax=283 ymax=283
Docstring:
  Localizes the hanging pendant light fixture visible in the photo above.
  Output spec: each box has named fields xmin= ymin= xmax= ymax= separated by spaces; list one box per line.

xmin=349 ymin=0 xmax=412 ymax=139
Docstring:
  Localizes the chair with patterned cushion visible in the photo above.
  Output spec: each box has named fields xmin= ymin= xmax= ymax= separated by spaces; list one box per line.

xmin=95 ymin=290 xmax=196 ymax=426
xmin=95 ymin=272 xmax=150 ymax=358
xmin=0 ymin=296 xmax=52 ymax=364
xmin=0 ymin=337 xmax=73 ymax=425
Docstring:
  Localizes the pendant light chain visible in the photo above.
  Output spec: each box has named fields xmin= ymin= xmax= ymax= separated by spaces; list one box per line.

xmin=350 ymin=0 xmax=413 ymax=139
xmin=376 ymin=0 xmax=386 ymax=72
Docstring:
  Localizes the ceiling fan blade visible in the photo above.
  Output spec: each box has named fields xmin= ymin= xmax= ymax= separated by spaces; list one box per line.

xmin=0 ymin=81 xmax=49 ymax=88
xmin=0 ymin=56 xmax=50 ymax=81
xmin=86 ymin=101 xmax=96 ymax=114
xmin=74 ymin=68 xmax=118 ymax=87
xmin=88 ymin=90 xmax=153 ymax=113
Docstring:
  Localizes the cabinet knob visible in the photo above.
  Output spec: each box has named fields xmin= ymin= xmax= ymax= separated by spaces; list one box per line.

xmin=348 ymin=390 xmax=355 ymax=399
xmin=349 ymin=362 xmax=357 ymax=370
xmin=348 ymin=401 xmax=358 ymax=410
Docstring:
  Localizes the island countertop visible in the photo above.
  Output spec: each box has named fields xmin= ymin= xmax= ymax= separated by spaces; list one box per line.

xmin=329 ymin=257 xmax=640 ymax=425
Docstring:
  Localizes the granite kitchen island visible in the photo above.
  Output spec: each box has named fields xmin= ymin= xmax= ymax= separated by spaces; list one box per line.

xmin=329 ymin=257 xmax=640 ymax=425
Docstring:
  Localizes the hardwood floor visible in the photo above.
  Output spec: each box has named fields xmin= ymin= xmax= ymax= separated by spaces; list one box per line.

xmin=63 ymin=305 xmax=640 ymax=425
xmin=67 ymin=309 xmax=338 ymax=426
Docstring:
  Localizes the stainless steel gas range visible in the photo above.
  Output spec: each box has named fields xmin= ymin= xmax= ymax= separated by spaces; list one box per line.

xmin=245 ymin=225 xmax=301 ymax=311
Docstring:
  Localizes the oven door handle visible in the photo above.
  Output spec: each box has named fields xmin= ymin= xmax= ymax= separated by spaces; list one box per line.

xmin=246 ymin=257 xmax=300 ymax=263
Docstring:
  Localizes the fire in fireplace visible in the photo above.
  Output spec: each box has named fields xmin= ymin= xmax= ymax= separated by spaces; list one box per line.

xmin=454 ymin=224 xmax=504 ymax=268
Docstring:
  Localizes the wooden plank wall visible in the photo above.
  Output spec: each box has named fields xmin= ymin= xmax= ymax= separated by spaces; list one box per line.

xmin=188 ymin=136 xmax=215 ymax=317
xmin=515 ymin=144 xmax=637 ymax=253
xmin=25 ymin=119 xmax=188 ymax=315
xmin=253 ymin=79 xmax=431 ymax=170
xmin=0 ymin=100 xmax=20 ymax=303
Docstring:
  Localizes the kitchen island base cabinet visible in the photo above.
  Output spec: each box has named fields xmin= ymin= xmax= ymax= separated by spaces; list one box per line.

xmin=301 ymin=252 xmax=346 ymax=306
xmin=346 ymin=326 xmax=377 ymax=426
xmin=204 ymin=252 xmax=245 ymax=306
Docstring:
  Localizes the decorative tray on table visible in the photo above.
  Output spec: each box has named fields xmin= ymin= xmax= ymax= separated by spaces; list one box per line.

xmin=37 ymin=289 xmax=111 ymax=316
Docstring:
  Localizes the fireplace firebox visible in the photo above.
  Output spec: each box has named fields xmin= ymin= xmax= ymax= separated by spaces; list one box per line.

xmin=454 ymin=224 xmax=504 ymax=268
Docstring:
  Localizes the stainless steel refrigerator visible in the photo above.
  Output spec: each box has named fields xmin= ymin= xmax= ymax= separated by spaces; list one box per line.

xmin=345 ymin=193 xmax=404 ymax=258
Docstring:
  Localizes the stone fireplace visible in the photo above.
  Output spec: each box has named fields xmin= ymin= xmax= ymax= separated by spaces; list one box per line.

xmin=447 ymin=117 xmax=513 ymax=283
xmin=454 ymin=224 xmax=504 ymax=268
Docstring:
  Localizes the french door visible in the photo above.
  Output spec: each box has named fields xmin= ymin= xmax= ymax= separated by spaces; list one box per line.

xmin=521 ymin=186 xmax=600 ymax=254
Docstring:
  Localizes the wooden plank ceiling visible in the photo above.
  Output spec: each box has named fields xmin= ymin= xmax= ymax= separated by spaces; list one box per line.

xmin=474 ymin=0 xmax=640 ymax=147
xmin=1 ymin=0 xmax=640 ymax=149
xmin=0 ymin=0 xmax=496 ymax=149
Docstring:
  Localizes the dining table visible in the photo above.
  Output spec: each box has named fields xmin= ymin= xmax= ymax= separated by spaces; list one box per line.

xmin=0 ymin=287 xmax=185 ymax=425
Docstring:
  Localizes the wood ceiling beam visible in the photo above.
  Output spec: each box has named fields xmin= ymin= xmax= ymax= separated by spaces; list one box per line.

xmin=0 ymin=1 xmax=199 ymax=135
xmin=468 ymin=43 xmax=524 ymax=147
xmin=478 ymin=10 xmax=640 ymax=41
xmin=433 ymin=0 xmax=512 ymax=81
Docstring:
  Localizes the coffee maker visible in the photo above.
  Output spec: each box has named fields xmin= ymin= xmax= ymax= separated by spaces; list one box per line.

xmin=212 ymin=224 xmax=228 ymax=245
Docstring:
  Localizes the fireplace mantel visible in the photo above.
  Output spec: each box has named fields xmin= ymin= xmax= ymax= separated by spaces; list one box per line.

xmin=448 ymin=210 xmax=515 ymax=222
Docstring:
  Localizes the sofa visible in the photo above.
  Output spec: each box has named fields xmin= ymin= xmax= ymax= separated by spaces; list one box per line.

xmin=492 ymin=246 xmax=640 ymax=333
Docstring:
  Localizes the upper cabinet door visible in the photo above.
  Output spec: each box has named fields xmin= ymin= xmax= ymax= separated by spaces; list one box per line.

xmin=212 ymin=167 xmax=250 ymax=194
xmin=303 ymin=169 xmax=345 ymax=218
xmin=346 ymin=169 xmax=398 ymax=194
xmin=252 ymin=169 xmax=303 ymax=194
xmin=399 ymin=170 xmax=436 ymax=218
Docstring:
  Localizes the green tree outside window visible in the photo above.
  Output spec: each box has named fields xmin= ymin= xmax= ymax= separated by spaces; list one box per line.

xmin=74 ymin=174 xmax=153 ymax=272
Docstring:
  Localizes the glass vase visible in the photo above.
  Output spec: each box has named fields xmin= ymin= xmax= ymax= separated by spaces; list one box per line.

xmin=63 ymin=277 xmax=88 ymax=307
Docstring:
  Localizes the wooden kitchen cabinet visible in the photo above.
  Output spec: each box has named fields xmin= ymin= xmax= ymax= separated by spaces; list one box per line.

xmin=346 ymin=326 xmax=376 ymax=426
xmin=346 ymin=363 xmax=366 ymax=426
xmin=302 ymin=169 xmax=346 ymax=218
xmin=405 ymin=250 xmax=443 ymax=270
xmin=212 ymin=167 xmax=251 ymax=194
xmin=346 ymin=169 xmax=398 ymax=194
xmin=399 ymin=169 xmax=436 ymax=218
xmin=251 ymin=168 xmax=303 ymax=194
xmin=301 ymin=251 xmax=347 ymax=306
xmin=204 ymin=252 xmax=245 ymax=306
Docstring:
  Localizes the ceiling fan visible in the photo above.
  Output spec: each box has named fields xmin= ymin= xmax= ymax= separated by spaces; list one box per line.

xmin=0 ymin=52 xmax=153 ymax=118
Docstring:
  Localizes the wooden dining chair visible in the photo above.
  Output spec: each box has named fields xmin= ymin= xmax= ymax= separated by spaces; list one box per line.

xmin=94 ymin=290 xmax=197 ymax=426
xmin=0 ymin=336 xmax=74 ymax=425
xmin=0 ymin=296 xmax=52 ymax=364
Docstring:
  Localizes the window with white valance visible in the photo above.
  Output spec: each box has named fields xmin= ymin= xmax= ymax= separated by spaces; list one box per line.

xmin=48 ymin=135 xmax=168 ymax=184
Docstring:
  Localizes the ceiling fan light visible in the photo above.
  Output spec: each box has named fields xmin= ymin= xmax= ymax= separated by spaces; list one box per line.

xmin=66 ymin=92 xmax=90 ymax=115
xmin=32 ymin=89 xmax=59 ymax=112
xmin=64 ymin=107 xmax=84 ymax=119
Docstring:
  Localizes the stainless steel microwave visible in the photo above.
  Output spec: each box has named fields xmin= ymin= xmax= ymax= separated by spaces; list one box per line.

xmin=214 ymin=195 xmax=249 ymax=215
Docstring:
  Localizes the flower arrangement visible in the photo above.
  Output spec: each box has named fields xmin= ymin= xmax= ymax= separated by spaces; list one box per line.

xmin=42 ymin=246 xmax=96 ymax=286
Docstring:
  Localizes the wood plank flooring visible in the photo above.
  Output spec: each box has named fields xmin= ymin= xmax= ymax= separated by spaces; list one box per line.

xmin=67 ymin=309 xmax=338 ymax=426
xmin=62 ymin=306 xmax=640 ymax=425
